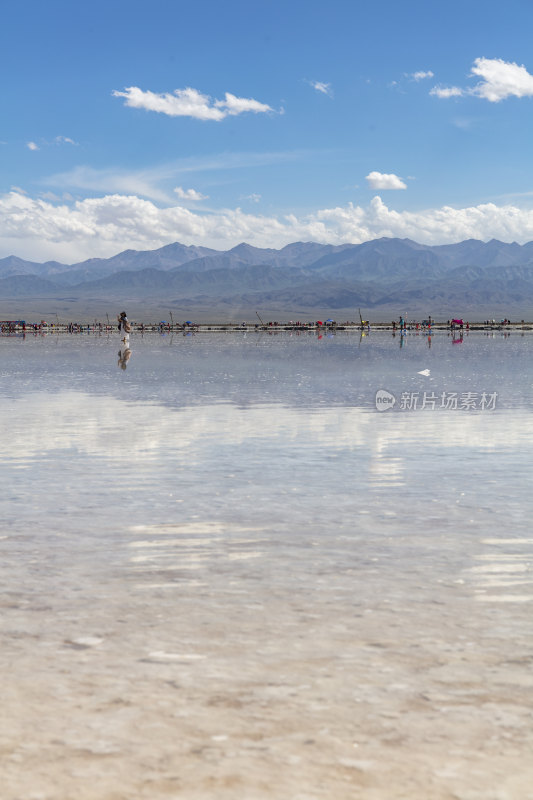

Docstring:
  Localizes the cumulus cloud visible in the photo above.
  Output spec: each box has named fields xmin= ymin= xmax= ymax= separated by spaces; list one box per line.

xmin=245 ymin=193 xmax=261 ymax=203
xmin=4 ymin=189 xmax=533 ymax=263
xmin=112 ymin=86 xmax=273 ymax=120
xmin=410 ymin=70 xmax=434 ymax=81
xmin=470 ymin=57 xmax=533 ymax=102
xmin=174 ymin=186 xmax=208 ymax=201
xmin=219 ymin=92 xmax=273 ymax=115
xmin=27 ymin=141 xmax=39 ymax=151
xmin=431 ymin=57 xmax=533 ymax=102
xmin=366 ymin=171 xmax=407 ymax=190
xmin=309 ymin=80 xmax=333 ymax=97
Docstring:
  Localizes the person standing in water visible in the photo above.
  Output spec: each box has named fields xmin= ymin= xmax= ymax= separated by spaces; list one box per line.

xmin=116 ymin=312 xmax=132 ymax=367
xmin=117 ymin=311 xmax=132 ymax=342
xmin=117 ymin=311 xmax=131 ymax=333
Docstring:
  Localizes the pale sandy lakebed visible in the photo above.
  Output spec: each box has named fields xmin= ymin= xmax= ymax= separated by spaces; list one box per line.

xmin=1 ymin=331 xmax=532 ymax=799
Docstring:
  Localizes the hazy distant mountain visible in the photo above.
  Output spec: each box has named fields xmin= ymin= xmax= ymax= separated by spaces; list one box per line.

xmin=54 ymin=242 xmax=221 ymax=285
xmin=0 ymin=274 xmax=61 ymax=296
xmin=307 ymin=238 xmax=446 ymax=282
xmin=0 ymin=255 xmax=67 ymax=279
xmin=169 ymin=241 xmax=352 ymax=274
xmin=214 ymin=279 xmax=388 ymax=310
xmin=73 ymin=263 xmax=313 ymax=297
xmin=224 ymin=241 xmax=352 ymax=268
xmin=3 ymin=237 xmax=533 ymax=314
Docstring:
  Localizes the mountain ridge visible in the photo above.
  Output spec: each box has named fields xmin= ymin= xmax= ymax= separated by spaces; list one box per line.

xmin=3 ymin=237 xmax=533 ymax=314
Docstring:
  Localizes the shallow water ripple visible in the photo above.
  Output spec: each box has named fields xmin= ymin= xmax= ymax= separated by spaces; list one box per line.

xmin=1 ymin=333 xmax=532 ymax=799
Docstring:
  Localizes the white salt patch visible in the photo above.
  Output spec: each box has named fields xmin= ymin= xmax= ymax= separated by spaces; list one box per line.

xmin=130 ymin=553 xmax=208 ymax=564
xmin=482 ymin=538 xmax=533 ymax=544
xmin=476 ymin=594 xmax=532 ymax=603
xmin=129 ymin=538 xmax=217 ymax=548
xmin=475 ymin=553 xmax=531 ymax=560
xmin=72 ymin=637 xmax=103 ymax=647
xmin=130 ymin=562 xmax=204 ymax=571
xmin=227 ymin=552 xmax=263 ymax=560
xmin=137 ymin=581 xmax=207 ymax=588
xmin=470 ymin=579 xmax=532 ymax=587
xmin=469 ymin=564 xmax=529 ymax=573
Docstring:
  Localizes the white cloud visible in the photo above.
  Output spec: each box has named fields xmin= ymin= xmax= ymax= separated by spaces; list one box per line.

xmin=309 ymin=81 xmax=333 ymax=97
xmin=411 ymin=70 xmax=434 ymax=81
xmin=112 ymin=86 xmax=273 ymax=120
xmin=366 ymin=171 xmax=407 ymax=190
xmin=45 ymin=150 xmax=310 ymax=203
xmin=174 ymin=186 xmax=208 ymax=201
xmin=54 ymin=135 xmax=78 ymax=145
xmin=26 ymin=136 xmax=78 ymax=151
xmin=38 ymin=190 xmax=75 ymax=202
xmin=452 ymin=117 xmax=474 ymax=130
xmin=216 ymin=92 xmax=272 ymax=115
xmin=431 ymin=57 xmax=533 ymax=103
xmin=470 ymin=57 xmax=533 ymax=102
xmin=45 ymin=164 xmax=174 ymax=203
xmin=39 ymin=191 xmax=62 ymax=201
xmin=430 ymin=85 xmax=464 ymax=99
xmin=245 ymin=193 xmax=261 ymax=203
xmin=5 ymin=189 xmax=533 ymax=263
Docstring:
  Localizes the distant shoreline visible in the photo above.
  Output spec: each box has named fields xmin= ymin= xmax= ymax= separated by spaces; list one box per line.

xmin=2 ymin=321 xmax=531 ymax=333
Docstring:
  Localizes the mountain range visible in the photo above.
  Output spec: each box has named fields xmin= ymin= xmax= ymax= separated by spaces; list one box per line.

xmin=2 ymin=237 xmax=533 ymax=317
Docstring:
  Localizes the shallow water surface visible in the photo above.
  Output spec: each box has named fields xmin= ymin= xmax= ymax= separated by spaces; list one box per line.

xmin=1 ymin=331 xmax=532 ymax=799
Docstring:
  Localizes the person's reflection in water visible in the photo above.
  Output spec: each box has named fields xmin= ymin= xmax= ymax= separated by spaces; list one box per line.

xmin=118 ymin=343 xmax=132 ymax=370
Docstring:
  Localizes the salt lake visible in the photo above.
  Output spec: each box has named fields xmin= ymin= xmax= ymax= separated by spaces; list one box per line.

xmin=1 ymin=329 xmax=532 ymax=799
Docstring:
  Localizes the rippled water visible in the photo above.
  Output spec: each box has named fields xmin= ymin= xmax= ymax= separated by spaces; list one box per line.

xmin=1 ymin=330 xmax=532 ymax=800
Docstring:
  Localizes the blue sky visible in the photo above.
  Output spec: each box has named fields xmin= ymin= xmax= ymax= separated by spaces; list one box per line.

xmin=2 ymin=0 xmax=533 ymax=262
